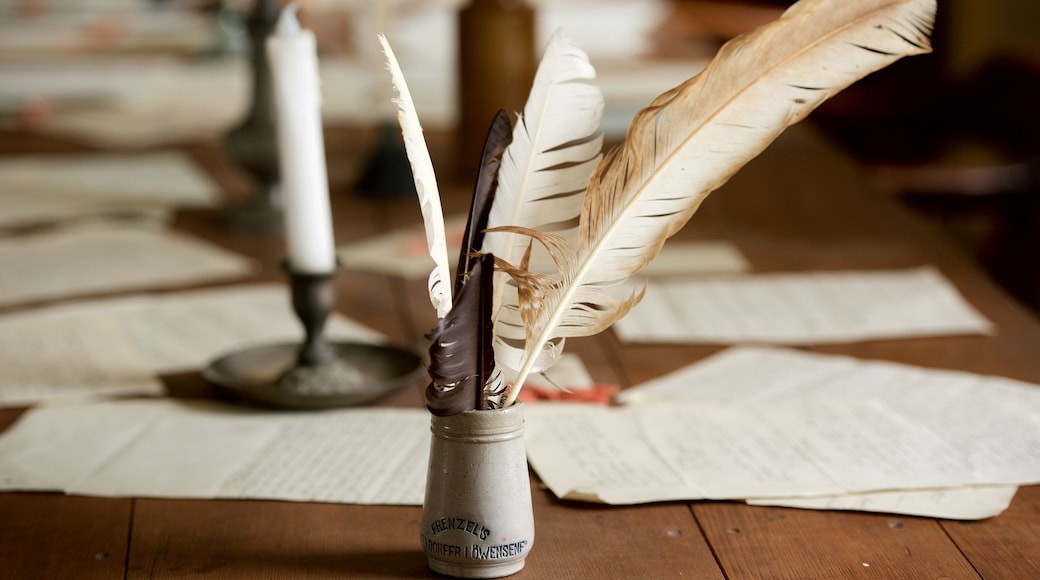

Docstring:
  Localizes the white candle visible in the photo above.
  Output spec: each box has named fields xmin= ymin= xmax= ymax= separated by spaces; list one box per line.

xmin=266 ymin=4 xmax=337 ymax=274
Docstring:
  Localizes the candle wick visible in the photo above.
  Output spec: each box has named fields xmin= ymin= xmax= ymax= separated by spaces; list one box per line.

xmin=276 ymin=2 xmax=302 ymax=37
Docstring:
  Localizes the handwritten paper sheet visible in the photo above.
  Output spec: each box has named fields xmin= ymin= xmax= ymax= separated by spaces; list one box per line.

xmin=746 ymin=486 xmax=1018 ymax=521
xmin=0 ymin=152 xmax=218 ymax=228
xmin=525 ymin=399 xmax=1039 ymax=514
xmin=615 ymin=346 xmax=1039 ymax=407
xmin=612 ymin=266 xmax=994 ymax=345
xmin=0 ymin=59 xmax=158 ymax=115
xmin=0 ymin=224 xmax=255 ymax=308
xmin=0 ymin=399 xmax=430 ymax=505
xmin=339 ymin=217 xmax=749 ymax=280
xmin=0 ymin=196 xmax=170 ymax=230
xmin=614 ymin=346 xmax=1034 ymax=518
xmin=0 ymin=284 xmax=386 ymax=379
xmin=0 ymin=316 xmax=163 ymax=408
xmin=525 ymin=347 xmax=1040 ymax=517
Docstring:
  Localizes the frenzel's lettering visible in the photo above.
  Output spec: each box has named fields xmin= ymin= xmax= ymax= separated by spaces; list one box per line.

xmin=429 ymin=517 xmax=491 ymax=540
xmin=420 ymin=534 xmax=463 ymax=558
xmin=470 ymin=540 xmax=529 ymax=560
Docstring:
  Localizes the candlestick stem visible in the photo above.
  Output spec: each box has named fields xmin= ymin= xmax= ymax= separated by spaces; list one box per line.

xmin=223 ymin=0 xmax=282 ymax=232
xmin=288 ymin=267 xmax=337 ymax=367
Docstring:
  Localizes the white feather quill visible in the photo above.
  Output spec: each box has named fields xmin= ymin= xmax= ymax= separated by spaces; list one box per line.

xmin=378 ymin=34 xmax=452 ymax=318
xmin=481 ymin=30 xmax=604 ymax=378
xmin=499 ymin=0 xmax=937 ymax=405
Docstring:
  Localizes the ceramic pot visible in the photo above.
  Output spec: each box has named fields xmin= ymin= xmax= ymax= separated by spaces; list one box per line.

xmin=421 ymin=404 xmax=534 ymax=578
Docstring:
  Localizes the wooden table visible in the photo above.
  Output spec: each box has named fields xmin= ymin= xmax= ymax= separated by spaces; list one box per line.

xmin=1 ymin=124 xmax=1038 ymax=579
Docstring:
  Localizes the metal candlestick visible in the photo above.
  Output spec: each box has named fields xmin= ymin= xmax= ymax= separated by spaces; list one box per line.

xmin=222 ymin=0 xmax=282 ymax=232
xmin=203 ymin=267 xmax=424 ymax=409
xmin=288 ymin=267 xmax=337 ymax=367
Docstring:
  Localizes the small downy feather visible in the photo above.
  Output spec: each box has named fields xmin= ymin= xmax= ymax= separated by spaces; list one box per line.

xmin=500 ymin=0 xmax=936 ymax=405
xmin=481 ymin=29 xmax=604 ymax=383
xmin=425 ymin=252 xmax=495 ymax=416
xmin=378 ymin=34 xmax=452 ymax=318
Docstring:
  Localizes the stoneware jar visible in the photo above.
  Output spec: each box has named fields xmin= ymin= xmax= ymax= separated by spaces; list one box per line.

xmin=420 ymin=404 xmax=534 ymax=578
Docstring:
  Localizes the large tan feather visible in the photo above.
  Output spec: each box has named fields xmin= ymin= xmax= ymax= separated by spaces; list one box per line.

xmin=501 ymin=0 xmax=937 ymax=405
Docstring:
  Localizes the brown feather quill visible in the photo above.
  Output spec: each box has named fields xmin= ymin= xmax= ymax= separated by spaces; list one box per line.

xmin=425 ymin=252 xmax=495 ymax=416
xmin=425 ymin=112 xmax=511 ymax=414
xmin=454 ymin=109 xmax=512 ymax=296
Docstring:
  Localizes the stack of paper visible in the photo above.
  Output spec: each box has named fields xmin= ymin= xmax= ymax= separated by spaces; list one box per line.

xmin=525 ymin=346 xmax=1040 ymax=519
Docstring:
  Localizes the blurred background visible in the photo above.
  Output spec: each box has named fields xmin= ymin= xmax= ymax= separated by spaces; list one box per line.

xmin=1 ymin=0 xmax=1038 ymax=311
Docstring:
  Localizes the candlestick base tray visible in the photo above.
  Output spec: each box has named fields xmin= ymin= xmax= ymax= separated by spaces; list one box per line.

xmin=203 ymin=341 xmax=424 ymax=409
